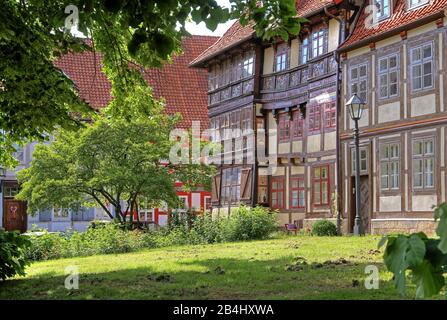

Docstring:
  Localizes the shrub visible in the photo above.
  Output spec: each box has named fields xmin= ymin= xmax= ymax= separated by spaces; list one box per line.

xmin=0 ymin=229 xmax=31 ymax=280
xmin=311 ymin=220 xmax=337 ymax=236
xmin=25 ymin=206 xmax=278 ymax=261
xmin=222 ymin=206 xmax=277 ymax=241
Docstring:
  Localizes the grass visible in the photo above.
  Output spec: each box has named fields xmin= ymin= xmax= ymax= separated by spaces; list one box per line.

xmin=0 ymin=234 xmax=441 ymax=300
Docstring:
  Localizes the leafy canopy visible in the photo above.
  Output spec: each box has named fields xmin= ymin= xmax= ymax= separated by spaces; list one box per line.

xmin=16 ymin=82 xmax=215 ymax=223
xmin=1 ymin=0 xmax=305 ymax=166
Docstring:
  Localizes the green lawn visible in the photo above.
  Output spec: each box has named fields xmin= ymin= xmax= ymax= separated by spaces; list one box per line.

xmin=0 ymin=235 xmax=440 ymax=300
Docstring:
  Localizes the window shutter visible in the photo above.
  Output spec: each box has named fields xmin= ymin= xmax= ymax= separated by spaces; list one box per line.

xmin=211 ymin=174 xmax=221 ymax=203
xmin=240 ymin=168 xmax=252 ymax=200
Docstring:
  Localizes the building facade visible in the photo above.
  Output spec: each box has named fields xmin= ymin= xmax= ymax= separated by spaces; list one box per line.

xmin=191 ymin=0 xmax=353 ymax=230
xmin=338 ymin=0 xmax=447 ymax=234
xmin=0 ymin=35 xmax=215 ymax=233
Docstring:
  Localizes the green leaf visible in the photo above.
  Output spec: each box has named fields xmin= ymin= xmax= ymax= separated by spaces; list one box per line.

xmin=406 ymin=234 xmax=426 ymax=268
xmin=435 ymin=203 xmax=447 ymax=254
xmin=383 ymin=235 xmax=409 ymax=295
xmin=378 ymin=236 xmax=388 ymax=249
xmin=411 ymin=260 xmax=445 ymax=298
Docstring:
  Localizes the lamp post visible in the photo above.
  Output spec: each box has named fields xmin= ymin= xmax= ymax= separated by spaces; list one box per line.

xmin=346 ymin=94 xmax=366 ymax=235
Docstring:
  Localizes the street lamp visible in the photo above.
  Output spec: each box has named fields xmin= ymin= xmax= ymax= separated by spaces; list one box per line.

xmin=346 ymin=94 xmax=366 ymax=235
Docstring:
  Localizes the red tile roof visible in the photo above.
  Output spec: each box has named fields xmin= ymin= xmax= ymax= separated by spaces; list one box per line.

xmin=54 ymin=35 xmax=218 ymax=130
xmin=340 ymin=0 xmax=447 ymax=51
xmin=191 ymin=1 xmax=337 ymax=66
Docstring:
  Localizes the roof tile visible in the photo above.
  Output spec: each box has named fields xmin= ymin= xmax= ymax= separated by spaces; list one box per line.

xmin=54 ymin=35 xmax=217 ymax=131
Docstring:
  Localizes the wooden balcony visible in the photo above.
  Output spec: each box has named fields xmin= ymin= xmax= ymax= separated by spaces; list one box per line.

xmin=208 ymin=76 xmax=255 ymax=107
xmin=261 ymin=52 xmax=337 ymax=94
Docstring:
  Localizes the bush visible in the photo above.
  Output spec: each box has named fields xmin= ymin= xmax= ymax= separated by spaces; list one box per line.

xmin=0 ymin=229 xmax=31 ymax=280
xmin=311 ymin=220 xmax=337 ymax=236
xmin=25 ymin=206 xmax=278 ymax=261
xmin=222 ymin=206 xmax=277 ymax=241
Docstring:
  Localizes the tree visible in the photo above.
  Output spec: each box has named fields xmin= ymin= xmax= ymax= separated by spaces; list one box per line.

xmin=15 ymin=82 xmax=215 ymax=225
xmin=1 ymin=0 xmax=305 ymax=167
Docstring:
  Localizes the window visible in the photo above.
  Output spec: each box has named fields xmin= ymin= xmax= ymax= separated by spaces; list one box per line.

xmin=271 ymin=176 xmax=285 ymax=209
xmin=204 ymin=196 xmax=212 ymax=211
xmin=312 ymin=29 xmax=326 ymax=58
xmin=300 ymin=36 xmax=309 ymax=64
xmin=409 ymin=0 xmax=429 ymax=9
xmin=375 ymin=0 xmax=391 ymax=21
xmin=324 ymin=103 xmax=336 ymax=128
xmin=292 ymin=110 xmax=304 ymax=139
xmin=290 ymin=177 xmax=305 ymax=208
xmin=54 ymin=208 xmax=70 ymax=219
xmin=308 ymin=105 xmax=321 ymax=133
xmin=351 ymin=147 xmax=368 ymax=174
xmin=379 ymin=54 xmax=399 ymax=99
xmin=12 ymin=144 xmax=24 ymax=163
xmin=39 ymin=208 xmax=52 ymax=222
xmin=275 ymin=43 xmax=289 ymax=72
xmin=411 ymin=43 xmax=433 ymax=91
xmin=350 ymin=64 xmax=368 ymax=102
xmin=278 ymin=113 xmax=291 ymax=142
xmin=221 ymin=113 xmax=231 ymax=140
xmin=243 ymin=54 xmax=254 ymax=78
xmin=412 ymin=138 xmax=435 ymax=189
xmin=208 ymin=65 xmax=218 ymax=91
xmin=2 ymin=185 xmax=19 ymax=197
xmin=72 ymin=207 xmax=95 ymax=221
xmin=221 ymin=167 xmax=241 ymax=204
xmin=312 ymin=165 xmax=330 ymax=206
xmin=380 ymin=143 xmax=400 ymax=190
xmin=231 ymin=110 xmax=241 ymax=138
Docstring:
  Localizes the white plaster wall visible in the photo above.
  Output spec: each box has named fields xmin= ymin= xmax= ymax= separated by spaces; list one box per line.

xmin=328 ymin=19 xmax=340 ymax=52
xmin=292 ymin=140 xmax=303 ymax=153
xmin=307 ymin=134 xmax=321 ymax=153
xmin=263 ymin=47 xmax=274 ymax=75
xmin=290 ymin=39 xmax=299 ymax=69
xmin=378 ymin=102 xmax=400 ymax=123
xmin=278 ymin=143 xmax=290 ymax=154
xmin=191 ymin=193 xmax=201 ymax=211
xmin=412 ymin=195 xmax=437 ymax=212
xmin=324 ymin=131 xmax=336 ymax=151
xmin=411 ymin=94 xmax=436 ymax=117
xmin=379 ymin=196 xmax=402 ymax=212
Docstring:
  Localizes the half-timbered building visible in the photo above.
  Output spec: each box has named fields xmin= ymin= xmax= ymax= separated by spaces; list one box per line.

xmin=191 ymin=0 xmax=352 ymax=230
xmin=338 ymin=0 xmax=447 ymax=234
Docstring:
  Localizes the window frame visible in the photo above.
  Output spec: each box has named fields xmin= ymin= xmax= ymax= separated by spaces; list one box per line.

xmin=408 ymin=0 xmax=429 ymax=10
xmin=312 ymin=165 xmax=330 ymax=206
xmin=375 ymin=0 xmax=391 ymax=21
xmin=324 ymin=103 xmax=336 ymax=129
xmin=271 ymin=176 xmax=285 ymax=209
xmin=379 ymin=142 xmax=401 ymax=192
xmin=410 ymin=42 xmax=434 ymax=92
xmin=300 ymin=36 xmax=309 ymax=65
xmin=278 ymin=113 xmax=291 ymax=143
xmin=221 ymin=167 xmax=241 ymax=205
xmin=274 ymin=43 xmax=289 ymax=72
xmin=292 ymin=110 xmax=304 ymax=140
xmin=311 ymin=29 xmax=327 ymax=59
xmin=378 ymin=54 xmax=400 ymax=100
xmin=350 ymin=63 xmax=368 ymax=103
xmin=308 ymin=105 xmax=321 ymax=134
xmin=412 ymin=137 xmax=435 ymax=191
xmin=290 ymin=176 xmax=306 ymax=209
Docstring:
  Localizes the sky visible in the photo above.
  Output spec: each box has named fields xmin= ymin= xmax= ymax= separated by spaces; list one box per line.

xmin=184 ymin=0 xmax=235 ymax=36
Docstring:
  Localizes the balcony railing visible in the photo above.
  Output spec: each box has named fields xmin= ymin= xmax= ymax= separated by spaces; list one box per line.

xmin=261 ymin=52 xmax=337 ymax=93
xmin=208 ymin=77 xmax=255 ymax=106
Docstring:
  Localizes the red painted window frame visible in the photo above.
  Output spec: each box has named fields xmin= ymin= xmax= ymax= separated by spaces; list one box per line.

xmin=312 ymin=165 xmax=330 ymax=206
xmin=290 ymin=177 xmax=305 ymax=209
xmin=308 ymin=105 xmax=321 ymax=133
xmin=324 ymin=103 xmax=336 ymax=129
xmin=278 ymin=113 xmax=291 ymax=142
xmin=292 ymin=110 xmax=304 ymax=139
xmin=271 ymin=176 xmax=285 ymax=209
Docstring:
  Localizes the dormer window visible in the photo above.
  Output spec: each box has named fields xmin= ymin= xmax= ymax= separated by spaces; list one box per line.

xmin=408 ymin=0 xmax=429 ymax=10
xmin=375 ymin=0 xmax=390 ymax=21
